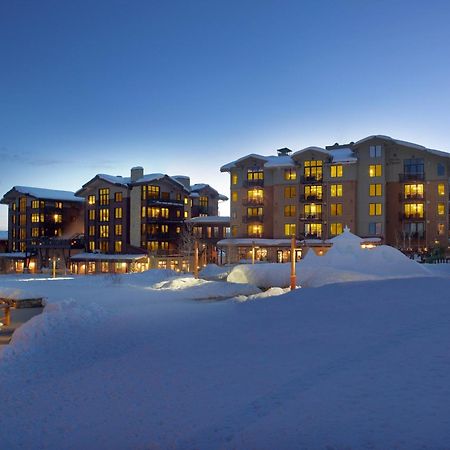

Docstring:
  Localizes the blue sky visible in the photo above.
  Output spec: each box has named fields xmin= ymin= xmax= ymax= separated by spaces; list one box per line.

xmin=1 ymin=0 xmax=450 ymax=229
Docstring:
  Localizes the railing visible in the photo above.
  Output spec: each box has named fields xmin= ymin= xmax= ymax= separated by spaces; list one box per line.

xmin=301 ymin=175 xmax=323 ymax=183
xmin=146 ymin=197 xmax=184 ymax=205
xmin=300 ymin=214 xmax=323 ymax=221
xmin=398 ymin=193 xmax=425 ymax=201
xmin=300 ymin=194 xmax=323 ymax=202
xmin=399 ymin=173 xmax=425 ymax=182
xmin=243 ymin=198 xmax=264 ymax=206
xmin=243 ymin=215 xmax=264 ymax=223
xmin=243 ymin=179 xmax=264 ymax=187
xmin=401 ymin=232 xmax=426 ymax=239
xmin=399 ymin=213 xmax=425 ymax=220
xmin=304 ymin=233 xmax=322 ymax=239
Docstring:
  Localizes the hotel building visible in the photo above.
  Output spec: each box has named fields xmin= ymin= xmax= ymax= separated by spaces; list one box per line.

xmin=220 ymin=135 xmax=450 ymax=262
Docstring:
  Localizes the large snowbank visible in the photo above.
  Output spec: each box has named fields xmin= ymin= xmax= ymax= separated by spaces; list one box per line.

xmin=199 ymin=263 xmax=232 ymax=281
xmin=228 ymin=229 xmax=430 ymax=288
xmin=1 ymin=276 xmax=450 ymax=448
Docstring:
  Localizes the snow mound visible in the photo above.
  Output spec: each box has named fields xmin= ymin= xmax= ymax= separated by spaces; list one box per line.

xmin=122 ymin=269 xmax=180 ymax=287
xmin=234 ymin=287 xmax=289 ymax=302
xmin=199 ymin=264 xmax=232 ymax=281
xmin=228 ymin=229 xmax=430 ymax=288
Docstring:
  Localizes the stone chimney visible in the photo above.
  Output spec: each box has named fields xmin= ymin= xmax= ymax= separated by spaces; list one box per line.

xmin=130 ymin=166 xmax=144 ymax=182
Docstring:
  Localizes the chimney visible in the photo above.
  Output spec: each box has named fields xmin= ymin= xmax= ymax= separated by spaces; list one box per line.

xmin=131 ymin=166 xmax=144 ymax=182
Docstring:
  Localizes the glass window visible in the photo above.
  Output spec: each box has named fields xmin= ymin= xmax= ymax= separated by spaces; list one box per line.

xmin=404 ymin=203 xmax=424 ymax=218
xmin=231 ymin=191 xmax=238 ymax=202
xmin=369 ymin=222 xmax=383 ymax=235
xmin=369 ymin=145 xmax=382 ymax=158
xmin=330 ymin=165 xmax=343 ymax=178
xmin=304 ymin=185 xmax=322 ymax=199
xmin=114 ymin=192 xmax=123 ymax=202
xmin=99 ymin=188 xmax=110 ymax=205
xmin=247 ymin=188 xmax=263 ymax=203
xmin=404 ymin=184 xmax=424 ymax=199
xmin=231 ymin=173 xmax=238 ymax=185
xmin=88 ymin=195 xmax=96 ymax=205
xmin=247 ymin=169 xmax=264 ymax=181
xmin=115 ymin=224 xmax=122 ymax=236
xmin=437 ymin=203 xmax=445 ymax=215
xmin=304 ymin=160 xmax=323 ymax=181
xmin=305 ymin=223 xmax=322 ymax=237
xmin=438 ymin=183 xmax=445 ymax=196
xmin=247 ymin=207 xmax=263 ymax=217
xmin=369 ymin=203 xmax=382 ymax=216
xmin=115 ymin=207 xmax=123 ymax=219
xmin=99 ymin=225 xmax=109 ymax=238
xmin=437 ymin=163 xmax=445 ymax=177
xmin=99 ymin=209 xmax=109 ymax=222
xmin=284 ymin=169 xmax=296 ymax=181
xmin=404 ymin=159 xmax=424 ymax=177
xmin=330 ymin=184 xmax=342 ymax=197
xmin=330 ymin=223 xmax=343 ymax=236
xmin=330 ymin=203 xmax=343 ymax=216
xmin=284 ymin=186 xmax=296 ymax=198
xmin=284 ymin=223 xmax=296 ymax=236
xmin=369 ymin=184 xmax=382 ymax=197
xmin=369 ymin=164 xmax=382 ymax=177
xmin=284 ymin=205 xmax=296 ymax=217
xmin=115 ymin=241 xmax=122 ymax=252
xmin=247 ymin=224 xmax=263 ymax=237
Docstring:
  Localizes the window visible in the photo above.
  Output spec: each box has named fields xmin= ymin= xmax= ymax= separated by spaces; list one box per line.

xmin=330 ymin=203 xmax=343 ymax=216
xmin=369 ymin=164 xmax=382 ymax=177
xmin=53 ymin=214 xmax=62 ymax=223
xmin=284 ymin=169 xmax=296 ymax=181
xmin=369 ymin=184 xmax=382 ymax=197
xmin=147 ymin=185 xmax=160 ymax=200
xmin=184 ymin=197 xmax=188 ymax=205
xmin=55 ymin=202 xmax=62 ymax=209
xmin=199 ymin=196 xmax=208 ymax=207
xmin=160 ymin=241 xmax=169 ymax=251
xmin=437 ymin=163 xmax=445 ymax=177
xmin=247 ymin=224 xmax=263 ymax=237
xmin=305 ymin=223 xmax=322 ymax=237
xmin=184 ymin=211 xmax=188 ymax=218
xmin=115 ymin=224 xmax=122 ymax=236
xmin=114 ymin=192 xmax=123 ymax=202
xmin=176 ymin=226 xmax=181 ymax=234
xmin=369 ymin=222 xmax=383 ymax=235
xmin=115 ymin=241 xmax=122 ymax=252
xmin=231 ymin=173 xmax=238 ymax=185
xmin=284 ymin=205 xmax=296 ymax=217
xmin=32 ymin=200 xmax=39 ymax=209
xmin=369 ymin=203 xmax=382 ymax=216
xmin=89 ymin=209 xmax=96 ymax=220
xmin=304 ymin=160 xmax=323 ymax=181
xmin=31 ymin=213 xmax=40 ymax=223
xmin=330 ymin=223 xmax=343 ymax=236
xmin=438 ymin=223 xmax=445 ymax=235
xmin=99 ymin=209 xmax=109 ymax=222
xmin=330 ymin=184 xmax=342 ymax=197
xmin=403 ymin=222 xmax=424 ymax=237
xmin=31 ymin=227 xmax=39 ymax=237
xmin=284 ymin=223 xmax=296 ymax=236
xmin=99 ymin=225 xmax=109 ymax=238
xmin=438 ymin=183 xmax=445 ymax=196
xmin=247 ymin=188 xmax=263 ymax=203
xmin=437 ymin=203 xmax=445 ymax=215
xmin=304 ymin=203 xmax=322 ymax=218
xmin=247 ymin=169 xmax=264 ymax=181
xmin=231 ymin=225 xmax=237 ymax=237
xmin=89 ymin=241 xmax=95 ymax=251
xmin=161 ymin=192 xmax=170 ymax=201
xmin=88 ymin=195 xmax=96 ymax=205
xmin=247 ymin=207 xmax=263 ymax=217
xmin=284 ymin=186 xmax=296 ymax=198
xmin=330 ymin=164 xmax=343 ymax=178
xmin=305 ymin=185 xmax=322 ymax=200
xmin=161 ymin=225 xmax=168 ymax=233
xmin=89 ymin=225 xmax=95 ymax=236
xmin=231 ymin=191 xmax=238 ymax=202
xmin=404 ymin=159 xmax=424 ymax=178
xmin=404 ymin=203 xmax=423 ymax=218
xmin=147 ymin=241 xmax=158 ymax=252
xmin=99 ymin=188 xmax=110 ymax=205
xmin=404 ymin=184 xmax=424 ymax=199
xmin=369 ymin=145 xmax=382 ymax=158
xmin=115 ymin=207 xmax=122 ymax=219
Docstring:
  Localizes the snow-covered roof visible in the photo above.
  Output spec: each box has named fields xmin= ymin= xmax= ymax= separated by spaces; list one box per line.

xmin=190 ymin=183 xmax=208 ymax=191
xmin=221 ymin=154 xmax=296 ymax=172
xmin=328 ymin=148 xmax=357 ymax=164
xmin=2 ymin=186 xmax=83 ymax=203
xmin=220 ymin=154 xmax=269 ymax=171
xmin=0 ymin=252 xmax=27 ymax=259
xmin=70 ymin=253 xmax=148 ymax=261
xmin=291 ymin=146 xmax=329 ymax=158
xmin=354 ymin=135 xmax=450 ymax=159
xmin=218 ymin=194 xmax=228 ymax=201
xmin=96 ymin=174 xmax=130 ymax=186
xmin=0 ymin=231 xmax=8 ymax=240
xmin=217 ymin=238 xmax=302 ymax=247
xmin=325 ymin=227 xmax=362 ymax=245
xmin=188 ymin=216 xmax=230 ymax=224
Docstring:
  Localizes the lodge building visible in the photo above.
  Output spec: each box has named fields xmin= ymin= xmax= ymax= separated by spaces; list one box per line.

xmin=220 ymin=135 xmax=450 ymax=262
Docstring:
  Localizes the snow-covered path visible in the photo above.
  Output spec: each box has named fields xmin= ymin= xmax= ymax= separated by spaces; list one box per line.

xmin=1 ymin=275 xmax=450 ymax=449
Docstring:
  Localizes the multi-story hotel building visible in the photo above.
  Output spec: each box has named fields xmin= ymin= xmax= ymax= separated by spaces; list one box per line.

xmin=220 ymin=135 xmax=450 ymax=262
xmin=0 ymin=186 xmax=84 ymax=272
xmin=71 ymin=167 xmax=227 ymax=273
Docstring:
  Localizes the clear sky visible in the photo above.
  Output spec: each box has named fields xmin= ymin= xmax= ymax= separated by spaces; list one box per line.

xmin=1 ymin=0 xmax=450 ymax=230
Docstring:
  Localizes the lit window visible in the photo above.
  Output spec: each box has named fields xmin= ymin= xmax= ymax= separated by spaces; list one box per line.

xmin=114 ymin=192 xmax=123 ymax=202
xmin=31 ymin=213 xmax=40 ymax=223
xmin=284 ymin=169 xmax=297 ymax=181
xmin=99 ymin=225 xmax=109 ymax=238
xmin=305 ymin=223 xmax=322 ymax=237
xmin=161 ymin=225 xmax=168 ymax=233
xmin=247 ymin=169 xmax=264 ymax=181
xmin=53 ymin=214 xmax=62 ymax=223
xmin=89 ymin=225 xmax=95 ymax=236
xmin=330 ymin=203 xmax=343 ymax=216
xmin=284 ymin=186 xmax=296 ymax=198
xmin=88 ymin=195 xmax=96 ymax=205
xmin=404 ymin=203 xmax=423 ymax=218
xmin=438 ymin=183 xmax=445 ymax=196
xmin=160 ymin=241 xmax=169 ymax=250
xmin=247 ymin=207 xmax=263 ymax=217
xmin=231 ymin=225 xmax=237 ymax=237
xmin=184 ymin=211 xmax=188 ymax=218
xmin=369 ymin=184 xmax=382 ymax=197
xmin=438 ymin=223 xmax=445 ymax=235
xmin=231 ymin=191 xmax=238 ymax=202
xmin=404 ymin=184 xmax=423 ymax=199
xmin=304 ymin=203 xmax=322 ymax=218
xmin=115 ymin=241 xmax=122 ymax=252
xmin=304 ymin=160 xmax=323 ymax=181
xmin=437 ymin=203 xmax=445 ymax=215
xmin=247 ymin=188 xmax=263 ymax=203
xmin=199 ymin=196 xmax=208 ymax=208
xmin=330 ymin=184 xmax=342 ymax=197
xmin=284 ymin=223 xmax=296 ymax=236
xmin=99 ymin=209 xmax=109 ymax=222
xmin=330 ymin=165 xmax=343 ymax=178
xmin=176 ymin=210 xmax=181 ymax=218
xmin=247 ymin=224 xmax=263 ymax=237
xmin=284 ymin=205 xmax=296 ymax=217
xmin=99 ymin=188 xmax=110 ymax=205
xmin=369 ymin=203 xmax=382 ymax=216
xmin=305 ymin=185 xmax=322 ymax=200
xmin=89 ymin=210 xmax=95 ymax=220
xmin=32 ymin=200 xmax=39 ymax=209
xmin=141 ymin=206 xmax=146 ymax=218
xmin=330 ymin=223 xmax=343 ymax=236
xmin=115 ymin=224 xmax=122 ymax=236
xmin=55 ymin=202 xmax=62 ymax=209
xmin=147 ymin=185 xmax=159 ymax=200
xmin=89 ymin=241 xmax=95 ymax=251
xmin=115 ymin=207 xmax=123 ymax=219
xmin=231 ymin=173 xmax=238 ymax=185
xmin=369 ymin=164 xmax=382 ymax=177
xmin=369 ymin=145 xmax=382 ymax=158
xmin=31 ymin=227 xmax=39 ymax=237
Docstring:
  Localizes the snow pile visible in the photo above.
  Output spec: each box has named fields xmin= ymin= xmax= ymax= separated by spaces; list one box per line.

xmin=234 ymin=287 xmax=289 ymax=302
xmin=228 ymin=228 xmax=430 ymax=288
xmin=199 ymin=264 xmax=232 ymax=281
xmin=122 ymin=269 xmax=180 ymax=287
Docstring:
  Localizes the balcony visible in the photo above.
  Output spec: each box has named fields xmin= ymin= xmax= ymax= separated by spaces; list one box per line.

xmin=243 ymin=198 xmax=264 ymax=206
xmin=244 ymin=179 xmax=264 ymax=188
xmin=399 ymin=173 xmax=425 ymax=182
xmin=243 ymin=215 xmax=264 ymax=223
xmin=399 ymin=193 xmax=425 ymax=201
xmin=301 ymin=175 xmax=323 ymax=184
xmin=402 ymin=232 xmax=426 ymax=240
xmin=300 ymin=194 xmax=323 ymax=202
xmin=304 ymin=233 xmax=322 ymax=240
xmin=146 ymin=197 xmax=184 ymax=205
xmin=300 ymin=213 xmax=323 ymax=221
xmin=399 ymin=213 xmax=425 ymax=221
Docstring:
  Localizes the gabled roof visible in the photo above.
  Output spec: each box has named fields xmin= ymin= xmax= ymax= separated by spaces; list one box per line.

xmin=189 ymin=183 xmax=228 ymax=201
xmin=354 ymin=135 xmax=450 ymax=159
xmin=1 ymin=186 xmax=84 ymax=204
xmin=221 ymin=153 xmax=296 ymax=172
xmin=220 ymin=154 xmax=270 ymax=172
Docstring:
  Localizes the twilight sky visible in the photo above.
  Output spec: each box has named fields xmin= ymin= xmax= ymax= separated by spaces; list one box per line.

xmin=1 ymin=0 xmax=450 ymax=230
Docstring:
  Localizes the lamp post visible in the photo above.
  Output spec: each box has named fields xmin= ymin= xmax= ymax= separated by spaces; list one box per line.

xmin=290 ymin=235 xmax=296 ymax=291
xmin=251 ymin=240 xmax=255 ymax=264
xmin=193 ymin=240 xmax=199 ymax=279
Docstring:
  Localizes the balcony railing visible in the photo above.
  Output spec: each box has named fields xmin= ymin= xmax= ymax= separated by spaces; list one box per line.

xmin=399 ymin=173 xmax=425 ymax=182
xmin=400 ymin=213 xmax=425 ymax=221
xmin=399 ymin=193 xmax=425 ymax=201
xmin=244 ymin=179 xmax=264 ymax=187
xmin=301 ymin=175 xmax=323 ymax=184
xmin=401 ymin=232 xmax=426 ymax=239
xmin=300 ymin=194 xmax=323 ymax=202
xmin=304 ymin=233 xmax=322 ymax=239
xmin=243 ymin=215 xmax=264 ymax=223
xmin=243 ymin=198 xmax=264 ymax=206
xmin=146 ymin=197 xmax=184 ymax=205
xmin=300 ymin=213 xmax=323 ymax=221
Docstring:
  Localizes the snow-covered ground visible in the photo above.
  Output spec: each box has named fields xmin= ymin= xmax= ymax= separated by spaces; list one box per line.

xmin=1 ymin=263 xmax=450 ymax=448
